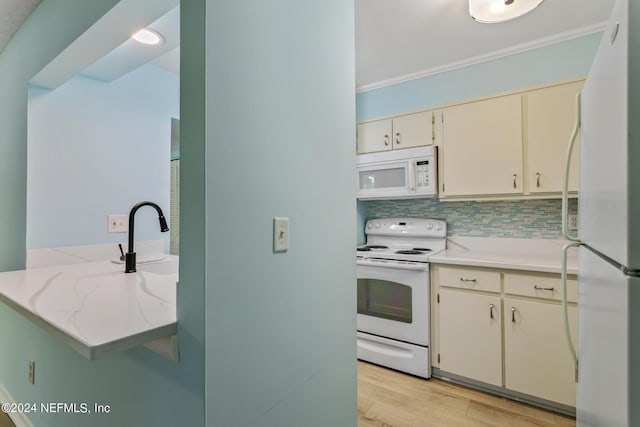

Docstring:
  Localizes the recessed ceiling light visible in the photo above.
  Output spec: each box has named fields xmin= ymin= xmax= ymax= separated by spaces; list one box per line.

xmin=132 ymin=28 xmax=165 ymax=45
xmin=469 ymin=0 xmax=544 ymax=24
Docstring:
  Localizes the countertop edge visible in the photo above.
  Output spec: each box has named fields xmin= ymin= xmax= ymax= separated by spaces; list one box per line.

xmin=0 ymin=291 xmax=177 ymax=360
xmin=428 ymin=255 xmax=578 ymax=275
xmin=89 ymin=323 xmax=178 ymax=360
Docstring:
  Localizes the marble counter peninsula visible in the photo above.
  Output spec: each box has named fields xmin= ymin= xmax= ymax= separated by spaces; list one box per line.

xmin=0 ymin=245 xmax=178 ymax=360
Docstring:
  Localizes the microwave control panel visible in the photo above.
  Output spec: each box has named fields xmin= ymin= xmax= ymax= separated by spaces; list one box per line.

xmin=416 ymin=160 xmax=431 ymax=188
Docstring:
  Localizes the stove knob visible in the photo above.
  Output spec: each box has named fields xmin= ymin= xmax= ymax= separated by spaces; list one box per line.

xmin=435 ymin=223 xmax=443 ymax=231
xmin=374 ymin=222 xmax=381 ymax=229
xmin=426 ymin=222 xmax=434 ymax=230
xmin=367 ymin=222 xmax=373 ymax=229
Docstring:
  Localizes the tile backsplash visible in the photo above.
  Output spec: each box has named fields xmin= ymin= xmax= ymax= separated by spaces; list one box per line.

xmin=363 ymin=198 xmax=578 ymax=239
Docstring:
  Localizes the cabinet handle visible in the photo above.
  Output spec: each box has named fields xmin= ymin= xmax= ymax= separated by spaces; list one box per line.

xmin=384 ymin=135 xmax=389 ymax=146
xmin=536 ymin=172 xmax=541 ymax=187
xmin=460 ymin=277 xmax=477 ymax=284
xmin=534 ymin=285 xmax=555 ymax=291
xmin=432 ymin=114 xmax=436 ymax=143
xmin=489 ymin=304 xmax=495 ymax=319
xmin=395 ymin=132 xmax=401 ymax=145
xmin=511 ymin=307 xmax=516 ymax=323
xmin=513 ymin=174 xmax=518 ymax=189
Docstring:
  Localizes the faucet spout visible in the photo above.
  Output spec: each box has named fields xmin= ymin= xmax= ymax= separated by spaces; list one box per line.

xmin=125 ymin=201 xmax=169 ymax=273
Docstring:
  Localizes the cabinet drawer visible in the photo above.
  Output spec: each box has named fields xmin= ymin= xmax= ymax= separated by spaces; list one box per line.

xmin=439 ymin=265 xmax=501 ymax=293
xmin=504 ymin=272 xmax=577 ymax=303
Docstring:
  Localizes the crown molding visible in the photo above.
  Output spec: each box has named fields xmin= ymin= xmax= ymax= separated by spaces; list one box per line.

xmin=356 ymin=21 xmax=607 ymax=94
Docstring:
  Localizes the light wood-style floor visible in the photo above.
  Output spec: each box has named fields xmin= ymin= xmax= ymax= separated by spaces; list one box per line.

xmin=0 ymin=409 xmax=15 ymax=427
xmin=0 ymin=363 xmax=574 ymax=427
xmin=358 ymin=361 xmax=576 ymax=427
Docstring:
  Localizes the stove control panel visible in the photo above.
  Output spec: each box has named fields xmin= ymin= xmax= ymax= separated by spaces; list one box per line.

xmin=365 ymin=218 xmax=446 ymax=237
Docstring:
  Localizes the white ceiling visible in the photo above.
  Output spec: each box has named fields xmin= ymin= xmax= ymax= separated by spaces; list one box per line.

xmin=80 ymin=6 xmax=180 ymax=82
xmin=355 ymin=0 xmax=616 ymax=91
xmin=1 ymin=0 xmax=617 ymax=91
xmin=29 ymin=0 xmax=179 ymax=89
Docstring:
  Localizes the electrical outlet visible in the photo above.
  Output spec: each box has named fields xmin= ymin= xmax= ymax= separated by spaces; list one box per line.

xmin=28 ymin=360 xmax=35 ymax=384
xmin=568 ymin=213 xmax=578 ymax=231
xmin=108 ymin=215 xmax=128 ymax=233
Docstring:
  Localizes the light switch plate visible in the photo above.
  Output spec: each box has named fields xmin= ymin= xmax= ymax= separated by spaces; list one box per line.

xmin=273 ymin=217 xmax=289 ymax=252
xmin=28 ymin=360 xmax=35 ymax=384
xmin=108 ymin=215 xmax=128 ymax=233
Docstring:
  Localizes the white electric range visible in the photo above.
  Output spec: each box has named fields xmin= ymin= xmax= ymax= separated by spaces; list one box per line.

xmin=356 ymin=218 xmax=446 ymax=378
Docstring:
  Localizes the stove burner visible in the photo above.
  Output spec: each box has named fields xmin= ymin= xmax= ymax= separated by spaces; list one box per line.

xmin=413 ymin=247 xmax=432 ymax=252
xmin=395 ymin=250 xmax=425 ymax=255
xmin=357 ymin=245 xmax=389 ymax=252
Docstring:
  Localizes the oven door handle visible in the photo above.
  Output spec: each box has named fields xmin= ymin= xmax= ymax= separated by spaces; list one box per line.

xmin=356 ymin=259 xmax=427 ymax=271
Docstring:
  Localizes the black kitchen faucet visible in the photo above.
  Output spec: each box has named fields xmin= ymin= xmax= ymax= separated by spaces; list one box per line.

xmin=125 ymin=201 xmax=169 ymax=273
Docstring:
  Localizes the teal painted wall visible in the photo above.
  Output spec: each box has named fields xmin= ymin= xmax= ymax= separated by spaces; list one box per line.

xmin=177 ymin=0 xmax=206 ymax=424
xmin=0 ymin=0 xmax=126 ymax=272
xmin=356 ymin=33 xmax=602 ymax=243
xmin=0 ymin=1 xmax=204 ymax=426
xmin=203 ymin=1 xmax=357 ymax=426
xmin=27 ymin=65 xmax=178 ymax=250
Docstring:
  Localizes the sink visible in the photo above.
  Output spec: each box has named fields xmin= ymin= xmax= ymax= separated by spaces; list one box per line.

xmin=137 ymin=257 xmax=178 ymax=276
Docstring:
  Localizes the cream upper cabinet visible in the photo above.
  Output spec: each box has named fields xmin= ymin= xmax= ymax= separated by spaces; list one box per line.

xmin=356 ymin=119 xmax=392 ymax=154
xmin=357 ymin=79 xmax=584 ymax=199
xmin=503 ymin=297 xmax=577 ymax=407
xmin=440 ymin=94 xmax=523 ymax=197
xmin=391 ymin=111 xmax=434 ymax=150
xmin=439 ymin=288 xmax=502 ymax=386
xmin=357 ymin=111 xmax=433 ymax=154
xmin=525 ymin=81 xmax=583 ymax=194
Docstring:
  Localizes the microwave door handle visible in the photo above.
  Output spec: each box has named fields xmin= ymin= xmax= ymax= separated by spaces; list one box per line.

xmin=408 ymin=163 xmax=416 ymax=191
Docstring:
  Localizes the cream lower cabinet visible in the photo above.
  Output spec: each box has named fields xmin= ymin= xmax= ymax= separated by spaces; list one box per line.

xmin=439 ymin=289 xmax=502 ymax=386
xmin=504 ymin=298 xmax=577 ymax=407
xmin=434 ymin=264 xmax=578 ymax=408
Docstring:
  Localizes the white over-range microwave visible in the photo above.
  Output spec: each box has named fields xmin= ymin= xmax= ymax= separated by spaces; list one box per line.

xmin=356 ymin=146 xmax=437 ymax=200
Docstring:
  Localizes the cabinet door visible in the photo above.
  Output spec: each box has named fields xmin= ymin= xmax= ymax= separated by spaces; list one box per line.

xmin=391 ymin=111 xmax=434 ymax=149
xmin=356 ymin=119 xmax=392 ymax=154
xmin=526 ymin=81 xmax=583 ymax=193
xmin=441 ymin=95 xmax=523 ymax=197
xmin=439 ymin=289 xmax=502 ymax=386
xmin=504 ymin=298 xmax=577 ymax=407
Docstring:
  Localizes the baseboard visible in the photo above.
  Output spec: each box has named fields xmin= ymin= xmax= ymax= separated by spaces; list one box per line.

xmin=431 ymin=368 xmax=576 ymax=417
xmin=0 ymin=385 xmax=35 ymax=427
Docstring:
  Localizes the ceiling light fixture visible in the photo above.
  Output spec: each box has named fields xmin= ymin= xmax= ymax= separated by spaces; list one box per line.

xmin=469 ymin=0 xmax=544 ymax=23
xmin=131 ymin=28 xmax=165 ymax=45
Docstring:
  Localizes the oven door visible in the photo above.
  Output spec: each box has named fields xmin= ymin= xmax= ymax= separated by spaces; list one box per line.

xmin=356 ymin=261 xmax=430 ymax=346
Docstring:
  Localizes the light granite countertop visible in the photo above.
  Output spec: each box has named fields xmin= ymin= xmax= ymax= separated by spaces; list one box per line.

xmin=428 ymin=237 xmax=578 ymax=275
xmin=0 ymin=242 xmax=178 ymax=360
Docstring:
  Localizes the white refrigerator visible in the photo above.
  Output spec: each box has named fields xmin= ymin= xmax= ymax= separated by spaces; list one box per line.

xmin=568 ymin=0 xmax=640 ymax=425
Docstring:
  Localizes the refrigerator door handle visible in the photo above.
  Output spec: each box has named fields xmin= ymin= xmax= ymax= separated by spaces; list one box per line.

xmin=562 ymin=241 xmax=581 ymax=382
xmin=562 ymin=91 xmax=582 ymax=243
